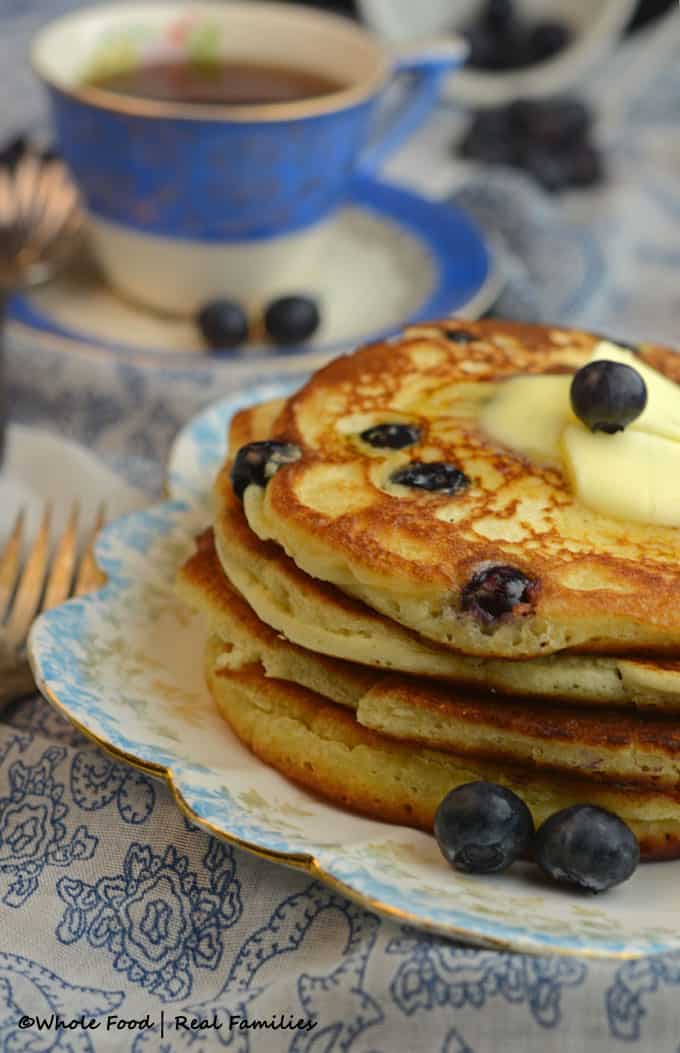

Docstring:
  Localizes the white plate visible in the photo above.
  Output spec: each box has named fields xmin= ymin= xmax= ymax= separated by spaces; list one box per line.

xmin=27 ymin=382 xmax=680 ymax=960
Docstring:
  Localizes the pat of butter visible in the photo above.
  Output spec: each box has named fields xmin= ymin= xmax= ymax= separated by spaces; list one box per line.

xmin=562 ymin=425 xmax=680 ymax=527
xmin=478 ymin=341 xmax=680 ymax=526
xmin=479 ymin=374 xmax=577 ymax=465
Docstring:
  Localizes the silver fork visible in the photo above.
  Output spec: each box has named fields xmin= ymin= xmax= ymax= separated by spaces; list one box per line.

xmin=0 ymin=501 xmax=106 ymax=705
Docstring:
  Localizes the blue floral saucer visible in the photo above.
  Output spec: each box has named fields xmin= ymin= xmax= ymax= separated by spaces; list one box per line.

xmin=7 ymin=175 xmax=500 ymax=369
xmin=28 ymin=382 xmax=680 ymax=959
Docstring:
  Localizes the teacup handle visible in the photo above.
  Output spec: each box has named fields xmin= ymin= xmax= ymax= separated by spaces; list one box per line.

xmin=358 ymin=37 xmax=468 ymax=176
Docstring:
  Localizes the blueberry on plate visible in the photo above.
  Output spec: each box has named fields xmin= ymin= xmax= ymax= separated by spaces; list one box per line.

xmin=360 ymin=423 xmax=422 ymax=449
xmin=264 ymin=295 xmax=320 ymax=346
xmin=197 ymin=299 xmax=249 ymax=349
xmin=231 ymin=441 xmax=301 ymax=500
xmin=570 ymin=360 xmax=647 ymax=433
xmin=390 ymin=461 xmax=470 ymax=495
xmin=534 ymin=804 xmax=640 ymax=892
xmin=462 ymin=564 xmax=538 ymax=625
xmin=434 ymin=781 xmax=534 ymax=874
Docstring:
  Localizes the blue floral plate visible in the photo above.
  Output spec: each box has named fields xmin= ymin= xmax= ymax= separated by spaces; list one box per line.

xmin=8 ymin=175 xmax=500 ymax=369
xmin=28 ymin=382 xmax=680 ymax=959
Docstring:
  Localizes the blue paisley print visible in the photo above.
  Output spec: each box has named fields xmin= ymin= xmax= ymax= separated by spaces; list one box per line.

xmin=131 ymin=880 xmax=383 ymax=1052
xmin=0 ymin=951 xmax=123 ymax=1053
xmin=70 ymin=751 xmax=156 ymax=824
xmin=607 ymin=954 xmax=680 ymax=1041
xmin=0 ymin=744 xmax=97 ymax=907
xmin=387 ymin=927 xmax=586 ymax=1028
xmin=55 ymin=840 xmax=241 ymax=1001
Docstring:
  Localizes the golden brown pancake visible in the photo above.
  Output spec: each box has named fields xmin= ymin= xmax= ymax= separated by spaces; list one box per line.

xmin=178 ymin=533 xmax=680 ymax=790
xmin=238 ymin=319 xmax=680 ymax=658
xmin=205 ymin=639 xmax=680 ymax=861
xmin=212 ymin=400 xmax=680 ymax=709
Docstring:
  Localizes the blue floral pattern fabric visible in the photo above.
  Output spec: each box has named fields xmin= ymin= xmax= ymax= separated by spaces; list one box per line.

xmin=2 ymin=2 xmax=680 ymax=1049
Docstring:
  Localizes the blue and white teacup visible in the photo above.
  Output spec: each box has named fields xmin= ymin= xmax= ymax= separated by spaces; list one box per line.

xmin=33 ymin=2 xmax=465 ymax=316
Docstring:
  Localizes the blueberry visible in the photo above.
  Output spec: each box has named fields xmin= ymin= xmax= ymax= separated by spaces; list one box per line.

xmin=570 ymin=360 xmax=647 ymax=433
xmin=534 ymin=805 xmax=640 ymax=892
xmin=463 ymin=25 xmax=502 ymax=71
xmin=360 ymin=423 xmax=422 ymax=449
xmin=0 ymin=134 xmax=27 ymax=169
xmin=444 ymin=328 xmax=477 ymax=344
xmin=565 ymin=143 xmax=604 ymax=188
xmin=526 ymin=20 xmax=571 ymax=64
xmin=434 ymin=781 xmax=534 ymax=874
xmin=482 ymin=0 xmax=515 ymax=34
xmin=462 ymin=564 xmax=538 ymax=625
xmin=459 ymin=113 xmax=517 ymax=165
xmin=197 ymin=300 xmax=248 ymax=349
xmin=523 ymin=148 xmax=570 ymax=193
xmin=390 ymin=462 xmax=470 ymax=495
xmin=264 ymin=295 xmax=320 ymax=346
xmin=508 ymin=98 xmax=591 ymax=147
xmin=231 ymin=441 xmax=301 ymax=500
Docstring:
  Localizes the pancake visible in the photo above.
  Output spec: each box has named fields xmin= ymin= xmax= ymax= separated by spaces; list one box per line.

xmin=238 ymin=319 xmax=680 ymax=658
xmin=212 ymin=401 xmax=680 ymax=710
xmin=205 ymin=638 xmax=680 ymax=861
xmin=176 ymin=528 xmax=374 ymax=711
xmin=179 ymin=534 xmax=680 ymax=790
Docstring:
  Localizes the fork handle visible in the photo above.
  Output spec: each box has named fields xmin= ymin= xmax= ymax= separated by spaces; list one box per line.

xmin=0 ymin=292 xmax=6 ymax=469
xmin=0 ymin=659 xmax=35 ymax=706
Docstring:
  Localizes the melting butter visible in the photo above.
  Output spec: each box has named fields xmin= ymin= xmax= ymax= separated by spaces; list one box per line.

xmin=478 ymin=341 xmax=680 ymax=526
xmin=479 ymin=374 xmax=576 ymax=465
xmin=562 ymin=425 xmax=680 ymax=527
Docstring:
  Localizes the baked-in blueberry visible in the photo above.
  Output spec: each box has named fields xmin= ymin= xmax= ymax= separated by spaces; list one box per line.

xmin=434 ymin=781 xmax=534 ymax=874
xmin=360 ymin=423 xmax=422 ymax=449
xmin=390 ymin=462 xmax=470 ymax=495
xmin=443 ymin=328 xmax=478 ymax=344
xmin=570 ymin=360 xmax=647 ymax=433
xmin=231 ymin=441 xmax=301 ymax=500
xmin=462 ymin=564 xmax=538 ymax=624
xmin=534 ymin=805 xmax=640 ymax=892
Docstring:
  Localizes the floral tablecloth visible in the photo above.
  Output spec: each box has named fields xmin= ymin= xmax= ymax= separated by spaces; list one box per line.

xmin=1 ymin=2 xmax=680 ymax=1050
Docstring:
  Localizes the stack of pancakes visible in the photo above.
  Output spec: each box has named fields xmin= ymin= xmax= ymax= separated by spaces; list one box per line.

xmin=177 ymin=319 xmax=680 ymax=861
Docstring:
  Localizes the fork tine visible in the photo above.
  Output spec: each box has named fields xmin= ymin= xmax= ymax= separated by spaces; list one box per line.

xmin=42 ymin=500 xmax=79 ymax=611
xmin=73 ymin=503 xmax=107 ymax=596
xmin=5 ymin=502 xmax=52 ymax=647
xmin=0 ymin=508 xmax=26 ymax=622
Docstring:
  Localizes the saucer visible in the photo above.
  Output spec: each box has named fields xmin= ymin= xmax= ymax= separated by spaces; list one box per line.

xmin=7 ymin=174 xmax=500 ymax=369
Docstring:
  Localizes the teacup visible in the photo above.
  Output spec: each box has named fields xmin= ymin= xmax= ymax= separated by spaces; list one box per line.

xmin=33 ymin=2 xmax=465 ymax=317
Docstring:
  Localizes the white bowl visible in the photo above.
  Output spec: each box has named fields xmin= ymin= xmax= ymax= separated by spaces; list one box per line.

xmin=358 ymin=0 xmax=638 ymax=106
